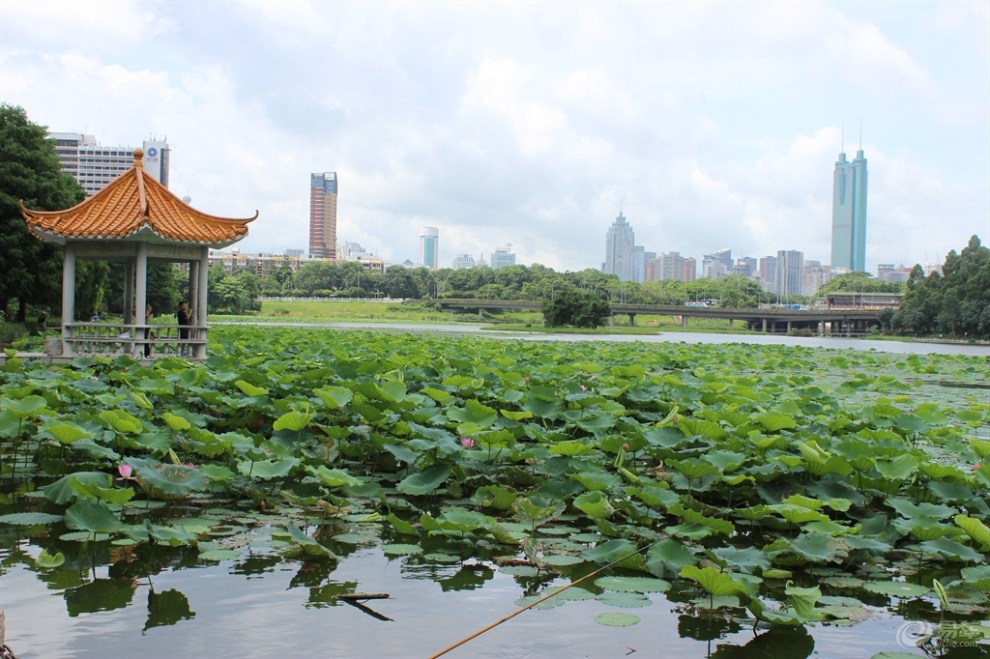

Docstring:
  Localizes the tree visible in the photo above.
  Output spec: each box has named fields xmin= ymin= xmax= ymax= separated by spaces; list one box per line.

xmin=816 ymin=272 xmax=903 ymax=296
xmin=542 ymin=288 xmax=611 ymax=328
xmin=893 ymin=236 xmax=990 ymax=338
xmin=382 ymin=265 xmax=420 ymax=298
xmin=0 ymin=104 xmax=85 ymax=321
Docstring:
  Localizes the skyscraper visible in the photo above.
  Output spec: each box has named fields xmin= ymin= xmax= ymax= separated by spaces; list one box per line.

xmin=309 ymin=172 xmax=338 ymax=258
xmin=830 ymin=148 xmax=868 ymax=272
xmin=775 ymin=250 xmax=804 ymax=299
xmin=605 ymin=211 xmax=636 ymax=281
xmin=490 ymin=244 xmax=516 ymax=269
xmin=49 ymin=133 xmax=169 ymax=196
xmin=420 ymin=227 xmax=439 ymax=269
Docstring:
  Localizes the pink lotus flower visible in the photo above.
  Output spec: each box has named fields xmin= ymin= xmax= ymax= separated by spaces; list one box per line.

xmin=117 ymin=464 xmax=137 ymax=480
xmin=460 ymin=437 xmax=476 ymax=448
xmin=622 ymin=443 xmax=630 ymax=451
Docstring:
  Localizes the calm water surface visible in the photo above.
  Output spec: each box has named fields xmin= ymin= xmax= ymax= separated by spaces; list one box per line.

xmin=223 ymin=320 xmax=990 ymax=357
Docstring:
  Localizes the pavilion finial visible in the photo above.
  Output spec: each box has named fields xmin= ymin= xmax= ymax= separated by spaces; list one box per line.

xmin=133 ymin=149 xmax=144 ymax=168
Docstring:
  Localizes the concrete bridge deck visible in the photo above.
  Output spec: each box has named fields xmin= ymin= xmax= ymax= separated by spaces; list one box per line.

xmin=437 ymin=298 xmax=884 ymax=336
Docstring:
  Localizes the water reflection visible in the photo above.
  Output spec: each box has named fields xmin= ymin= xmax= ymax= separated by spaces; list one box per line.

xmin=144 ymin=587 xmax=195 ymax=630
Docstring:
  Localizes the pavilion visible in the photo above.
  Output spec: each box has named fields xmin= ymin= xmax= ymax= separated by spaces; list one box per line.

xmin=19 ymin=149 xmax=257 ymax=360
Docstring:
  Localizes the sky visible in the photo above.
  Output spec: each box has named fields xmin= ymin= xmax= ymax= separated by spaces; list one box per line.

xmin=2 ymin=1 xmax=988 ymax=274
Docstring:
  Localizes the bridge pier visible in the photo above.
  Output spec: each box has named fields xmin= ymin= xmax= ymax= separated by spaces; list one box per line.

xmin=628 ymin=313 xmax=636 ymax=326
xmin=762 ymin=318 xmax=768 ymax=333
xmin=682 ymin=315 xmax=688 ymax=329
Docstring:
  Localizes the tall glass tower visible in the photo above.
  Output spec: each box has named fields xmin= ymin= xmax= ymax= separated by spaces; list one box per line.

xmin=830 ymin=149 xmax=868 ymax=272
xmin=420 ymin=227 xmax=439 ymax=269
xmin=605 ymin=212 xmax=635 ymax=281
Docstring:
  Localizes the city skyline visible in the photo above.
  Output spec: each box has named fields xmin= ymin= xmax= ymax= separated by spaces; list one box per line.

xmin=3 ymin=2 xmax=987 ymax=273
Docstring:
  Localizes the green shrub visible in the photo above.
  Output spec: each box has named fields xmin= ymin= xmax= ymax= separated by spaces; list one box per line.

xmin=0 ymin=321 xmax=28 ymax=347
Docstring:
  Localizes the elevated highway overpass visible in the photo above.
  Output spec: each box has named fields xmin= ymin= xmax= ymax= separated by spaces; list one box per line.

xmin=436 ymin=298 xmax=884 ymax=336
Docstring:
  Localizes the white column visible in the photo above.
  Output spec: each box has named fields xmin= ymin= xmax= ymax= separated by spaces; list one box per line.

xmin=134 ymin=243 xmax=148 ymax=358
xmin=196 ymin=247 xmax=209 ymax=358
xmin=135 ymin=243 xmax=148 ymax=325
xmin=198 ymin=249 xmax=209 ymax=326
xmin=62 ymin=243 xmax=76 ymax=356
xmin=189 ymin=260 xmax=199 ymax=319
xmin=123 ymin=259 xmax=134 ymax=328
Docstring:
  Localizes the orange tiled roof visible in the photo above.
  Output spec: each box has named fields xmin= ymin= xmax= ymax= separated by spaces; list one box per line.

xmin=20 ymin=150 xmax=257 ymax=246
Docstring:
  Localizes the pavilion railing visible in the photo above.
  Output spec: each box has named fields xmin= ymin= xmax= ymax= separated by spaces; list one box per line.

xmin=61 ymin=323 xmax=208 ymax=360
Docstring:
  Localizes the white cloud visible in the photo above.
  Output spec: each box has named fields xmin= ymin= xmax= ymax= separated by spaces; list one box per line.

xmin=1 ymin=0 xmax=986 ymax=274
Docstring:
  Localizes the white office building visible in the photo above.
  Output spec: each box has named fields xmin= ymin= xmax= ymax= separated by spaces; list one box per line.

xmin=49 ymin=132 xmax=169 ymax=196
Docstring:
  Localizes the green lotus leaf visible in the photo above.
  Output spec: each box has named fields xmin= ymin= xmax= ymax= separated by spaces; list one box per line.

xmin=863 ymin=581 xmax=929 ymax=598
xmin=237 ymin=458 xmax=300 ymax=481
xmin=471 ymin=485 xmax=518 ymax=510
xmin=543 ymin=555 xmax=584 ymax=567
xmin=785 ymin=581 xmax=823 ymax=621
xmin=595 ymin=576 xmax=671 ymax=593
xmin=548 ymin=440 xmax=594 ymax=456
xmin=314 ymin=385 xmax=353 ymax=409
xmin=99 ymin=409 xmax=143 ymax=434
xmin=2 ymin=394 xmax=48 ymax=418
xmin=381 ymin=543 xmax=423 ymax=556
xmin=681 ymin=565 xmax=754 ymax=598
xmin=130 ymin=391 xmax=153 ymax=410
xmin=708 ymin=546 xmax=770 ymax=573
xmin=0 ymin=512 xmax=64 ymax=525
xmin=285 ymin=522 xmax=335 ymax=557
xmin=954 ymin=515 xmax=990 ymax=547
xmin=597 ymin=592 xmax=653 ymax=608
xmin=573 ymin=490 xmax=614 ymax=519
xmin=308 ymin=465 xmax=362 ymax=488
xmin=582 ymin=539 xmax=644 ymax=570
xmin=134 ymin=461 xmax=211 ymax=497
xmin=447 ymin=399 xmax=498 ymax=427
xmin=36 ymin=550 xmax=66 ymax=568
xmin=666 ymin=458 xmax=719 ymax=479
xmin=43 ymin=472 xmax=113 ymax=504
xmin=875 ymin=454 xmax=920 ymax=480
xmin=594 ymin=612 xmax=640 ymax=626
xmin=755 ymin=412 xmax=797 ymax=431
xmin=435 ymin=507 xmax=496 ymax=532
xmin=396 ymin=465 xmax=450 ymax=496
xmin=199 ymin=549 xmax=242 ymax=561
xmin=421 ymin=387 xmax=454 ymax=405
xmin=386 ymin=513 xmax=419 ymax=536
xmin=162 ymin=412 xmax=192 ymax=431
xmin=43 ymin=421 xmax=92 ymax=444
xmin=645 ymin=538 xmax=696 ymax=577
xmin=273 ymin=409 xmax=312 ymax=432
xmin=960 ymin=565 xmax=990 ymax=591
xmin=783 ymin=531 xmax=845 ymax=563
xmin=234 ymin=379 xmax=268 ymax=397
xmin=917 ymin=538 xmax=984 ymax=563
xmin=64 ymin=499 xmax=125 ymax=534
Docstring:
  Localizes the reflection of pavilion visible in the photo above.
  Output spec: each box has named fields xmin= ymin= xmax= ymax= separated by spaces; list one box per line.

xmin=20 ymin=149 xmax=256 ymax=360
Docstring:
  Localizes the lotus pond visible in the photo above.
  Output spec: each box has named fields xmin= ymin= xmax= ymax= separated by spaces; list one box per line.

xmin=1 ymin=326 xmax=989 ymax=658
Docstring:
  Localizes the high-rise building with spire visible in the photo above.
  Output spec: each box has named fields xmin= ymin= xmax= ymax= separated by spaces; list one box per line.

xmin=309 ymin=172 xmax=338 ymax=258
xmin=604 ymin=211 xmax=636 ymax=281
xmin=830 ymin=147 xmax=868 ymax=272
